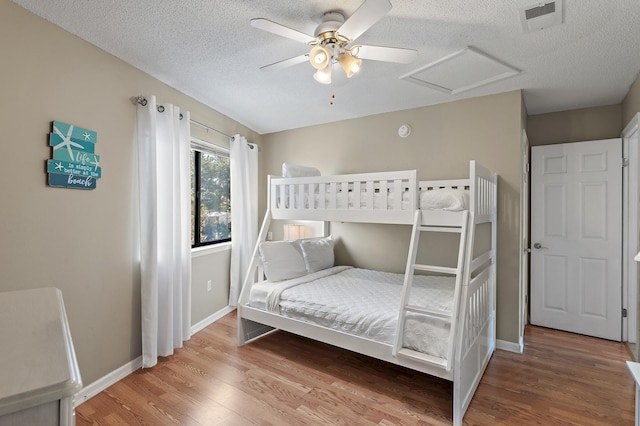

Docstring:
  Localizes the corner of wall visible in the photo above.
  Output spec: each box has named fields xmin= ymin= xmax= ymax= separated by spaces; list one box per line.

xmin=623 ymin=71 xmax=640 ymax=126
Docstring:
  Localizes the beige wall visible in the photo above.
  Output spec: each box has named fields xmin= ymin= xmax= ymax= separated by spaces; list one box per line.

xmin=527 ymin=104 xmax=623 ymax=146
xmin=262 ymin=91 xmax=524 ymax=344
xmin=191 ymin=248 xmax=231 ymax=325
xmin=0 ymin=2 xmax=260 ymax=385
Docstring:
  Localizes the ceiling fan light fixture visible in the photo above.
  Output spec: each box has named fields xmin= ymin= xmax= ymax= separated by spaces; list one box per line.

xmin=313 ymin=63 xmax=332 ymax=84
xmin=338 ymin=53 xmax=362 ymax=78
xmin=309 ymin=45 xmax=330 ymax=70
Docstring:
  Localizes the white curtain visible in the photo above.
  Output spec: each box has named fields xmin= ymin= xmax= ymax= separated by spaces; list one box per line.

xmin=229 ymin=135 xmax=259 ymax=306
xmin=137 ymin=96 xmax=192 ymax=368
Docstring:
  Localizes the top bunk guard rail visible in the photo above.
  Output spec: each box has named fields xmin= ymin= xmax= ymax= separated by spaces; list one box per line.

xmin=414 ymin=161 xmax=496 ymax=227
xmin=469 ymin=160 xmax=497 ymax=223
xmin=269 ymin=170 xmax=418 ymax=224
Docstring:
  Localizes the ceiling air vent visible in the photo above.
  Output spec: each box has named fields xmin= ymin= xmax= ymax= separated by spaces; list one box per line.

xmin=519 ymin=0 xmax=563 ymax=33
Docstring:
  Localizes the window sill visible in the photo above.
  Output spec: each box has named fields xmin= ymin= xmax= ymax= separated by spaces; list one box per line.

xmin=191 ymin=242 xmax=232 ymax=258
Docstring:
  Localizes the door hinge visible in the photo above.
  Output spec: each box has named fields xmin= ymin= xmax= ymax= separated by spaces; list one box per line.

xmin=623 ymin=308 xmax=628 ymax=318
xmin=623 ymin=157 xmax=629 ymax=167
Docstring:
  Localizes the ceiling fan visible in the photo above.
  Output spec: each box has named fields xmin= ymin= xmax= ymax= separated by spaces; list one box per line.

xmin=250 ymin=0 xmax=417 ymax=84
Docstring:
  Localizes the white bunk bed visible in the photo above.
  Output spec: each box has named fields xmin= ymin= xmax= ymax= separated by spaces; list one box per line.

xmin=237 ymin=160 xmax=497 ymax=426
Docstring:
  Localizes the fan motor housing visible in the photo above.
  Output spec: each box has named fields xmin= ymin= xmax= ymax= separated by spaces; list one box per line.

xmin=315 ymin=12 xmax=345 ymax=38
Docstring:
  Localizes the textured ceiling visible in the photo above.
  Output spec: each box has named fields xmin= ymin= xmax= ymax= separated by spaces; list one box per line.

xmin=11 ymin=0 xmax=640 ymax=134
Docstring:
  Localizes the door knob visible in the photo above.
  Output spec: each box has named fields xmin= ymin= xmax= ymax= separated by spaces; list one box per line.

xmin=533 ymin=242 xmax=547 ymax=249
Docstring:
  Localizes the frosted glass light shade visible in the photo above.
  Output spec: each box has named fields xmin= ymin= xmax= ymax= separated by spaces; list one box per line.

xmin=313 ymin=64 xmax=332 ymax=84
xmin=309 ymin=46 xmax=330 ymax=70
xmin=338 ymin=53 xmax=362 ymax=78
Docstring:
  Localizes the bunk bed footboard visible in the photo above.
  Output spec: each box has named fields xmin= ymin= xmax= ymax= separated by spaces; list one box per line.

xmin=453 ymin=264 xmax=496 ymax=425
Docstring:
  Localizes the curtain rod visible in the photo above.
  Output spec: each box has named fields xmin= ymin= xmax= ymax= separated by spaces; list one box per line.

xmin=190 ymin=118 xmax=230 ymax=139
xmin=134 ymin=96 xmax=258 ymax=149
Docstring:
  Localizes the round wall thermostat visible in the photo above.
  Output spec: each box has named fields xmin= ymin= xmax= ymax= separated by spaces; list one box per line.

xmin=398 ymin=124 xmax=411 ymax=138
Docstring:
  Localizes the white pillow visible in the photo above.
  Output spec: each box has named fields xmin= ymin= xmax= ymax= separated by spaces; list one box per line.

xmin=282 ymin=163 xmax=321 ymax=178
xmin=300 ymin=236 xmax=335 ymax=273
xmin=420 ymin=188 xmax=469 ymax=211
xmin=259 ymin=241 xmax=307 ymax=282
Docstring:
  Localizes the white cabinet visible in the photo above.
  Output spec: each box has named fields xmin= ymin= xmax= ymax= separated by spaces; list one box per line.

xmin=0 ymin=288 xmax=82 ymax=426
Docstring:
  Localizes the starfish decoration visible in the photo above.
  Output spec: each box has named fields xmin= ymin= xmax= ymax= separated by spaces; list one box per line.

xmin=53 ymin=124 xmax=83 ymax=161
xmin=83 ymin=132 xmax=91 ymax=141
xmin=55 ymin=162 xmax=64 ymax=171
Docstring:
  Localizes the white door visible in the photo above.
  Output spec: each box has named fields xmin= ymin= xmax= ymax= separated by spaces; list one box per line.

xmin=531 ymin=139 xmax=622 ymax=341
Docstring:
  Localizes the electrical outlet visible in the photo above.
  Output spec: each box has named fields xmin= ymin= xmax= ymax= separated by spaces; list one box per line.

xmin=267 ymin=231 xmax=273 ymax=241
xmin=207 ymin=280 xmax=212 ymax=292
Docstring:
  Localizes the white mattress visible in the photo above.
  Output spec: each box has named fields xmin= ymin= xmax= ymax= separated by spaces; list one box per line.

xmin=248 ymin=266 xmax=455 ymax=359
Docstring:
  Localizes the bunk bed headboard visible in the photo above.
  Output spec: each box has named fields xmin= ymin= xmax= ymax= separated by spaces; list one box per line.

xmin=268 ymin=170 xmax=418 ymax=224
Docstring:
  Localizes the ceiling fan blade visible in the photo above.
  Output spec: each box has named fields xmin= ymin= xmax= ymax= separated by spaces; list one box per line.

xmin=250 ymin=18 xmax=316 ymax=44
xmin=356 ymin=45 xmax=417 ymax=64
xmin=338 ymin=0 xmax=392 ymax=41
xmin=259 ymin=54 xmax=309 ymax=71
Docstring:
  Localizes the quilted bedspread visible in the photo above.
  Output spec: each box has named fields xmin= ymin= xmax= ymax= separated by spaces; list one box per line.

xmin=249 ymin=266 xmax=455 ymax=358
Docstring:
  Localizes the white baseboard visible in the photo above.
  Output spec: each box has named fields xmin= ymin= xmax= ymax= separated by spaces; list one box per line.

xmin=74 ymin=356 xmax=142 ymax=407
xmin=496 ymin=338 xmax=524 ymax=354
xmin=74 ymin=306 xmax=236 ymax=407
xmin=191 ymin=306 xmax=235 ymax=335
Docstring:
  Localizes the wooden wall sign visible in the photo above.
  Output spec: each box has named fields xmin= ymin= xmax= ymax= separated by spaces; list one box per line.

xmin=47 ymin=121 xmax=101 ymax=189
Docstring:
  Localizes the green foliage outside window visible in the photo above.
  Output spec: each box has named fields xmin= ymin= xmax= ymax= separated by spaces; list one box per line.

xmin=191 ymin=147 xmax=231 ymax=247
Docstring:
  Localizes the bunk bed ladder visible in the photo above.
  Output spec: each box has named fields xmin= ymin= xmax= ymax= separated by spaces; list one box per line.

xmin=393 ymin=209 xmax=470 ymax=371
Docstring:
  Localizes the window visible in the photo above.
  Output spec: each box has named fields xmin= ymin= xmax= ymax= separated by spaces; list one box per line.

xmin=191 ymin=141 xmax=231 ymax=247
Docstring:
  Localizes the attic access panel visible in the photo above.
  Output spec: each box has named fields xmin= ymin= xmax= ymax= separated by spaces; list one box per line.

xmin=400 ymin=47 xmax=520 ymax=95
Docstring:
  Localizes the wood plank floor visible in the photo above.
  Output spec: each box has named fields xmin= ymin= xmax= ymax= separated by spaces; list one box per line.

xmin=77 ymin=312 xmax=636 ymax=425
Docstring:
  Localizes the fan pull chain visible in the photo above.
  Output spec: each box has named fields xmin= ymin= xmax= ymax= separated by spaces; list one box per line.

xmin=329 ymin=70 xmax=335 ymax=105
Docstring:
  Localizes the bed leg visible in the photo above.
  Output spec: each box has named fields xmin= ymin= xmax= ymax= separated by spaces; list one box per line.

xmin=237 ymin=316 xmax=275 ymax=345
xmin=453 ymin=381 xmax=463 ymax=426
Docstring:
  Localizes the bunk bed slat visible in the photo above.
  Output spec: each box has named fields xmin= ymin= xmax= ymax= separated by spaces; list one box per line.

xmin=380 ymin=180 xmax=388 ymax=210
xmin=413 ymin=264 xmax=458 ymax=275
xmin=397 ymin=348 xmax=447 ymax=367
xmin=419 ymin=226 xmax=463 ymax=233
xmin=404 ymin=305 xmax=452 ymax=319
xmin=328 ymin=183 xmax=336 ymax=209
xmin=353 ymin=181 xmax=361 ymax=210
xmin=319 ymin=183 xmax=326 ymax=209
xmin=340 ymin=182 xmax=349 ymax=210
xmin=470 ymin=250 xmax=492 ymax=274
xmin=365 ymin=181 xmax=374 ymax=210
xmin=393 ymin=179 xmax=402 ymax=210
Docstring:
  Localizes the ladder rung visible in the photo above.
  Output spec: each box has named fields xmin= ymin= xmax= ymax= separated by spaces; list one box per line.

xmin=413 ymin=264 xmax=458 ymax=275
xmin=417 ymin=226 xmax=462 ymax=233
xmin=396 ymin=348 xmax=448 ymax=367
xmin=404 ymin=305 xmax=451 ymax=319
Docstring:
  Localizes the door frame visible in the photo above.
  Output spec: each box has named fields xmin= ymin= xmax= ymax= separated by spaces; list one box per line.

xmin=529 ymin=139 xmax=623 ymax=340
xmin=519 ymin=129 xmax=530 ymax=351
xmin=623 ymin=113 xmax=639 ymax=346
xmin=523 ymin=118 xmax=639 ymax=346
